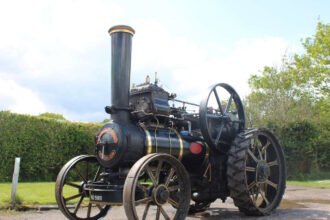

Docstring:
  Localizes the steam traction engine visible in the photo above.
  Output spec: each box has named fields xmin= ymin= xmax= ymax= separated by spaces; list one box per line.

xmin=55 ymin=25 xmax=286 ymax=219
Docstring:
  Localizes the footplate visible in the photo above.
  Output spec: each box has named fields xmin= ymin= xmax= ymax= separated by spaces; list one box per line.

xmin=85 ymin=183 xmax=123 ymax=205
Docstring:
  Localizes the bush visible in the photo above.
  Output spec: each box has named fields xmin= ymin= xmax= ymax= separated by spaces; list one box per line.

xmin=0 ymin=111 xmax=100 ymax=182
xmin=269 ymin=120 xmax=330 ymax=179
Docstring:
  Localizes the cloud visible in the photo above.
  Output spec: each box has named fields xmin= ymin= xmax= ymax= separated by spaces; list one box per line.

xmin=0 ymin=0 xmax=123 ymax=121
xmin=131 ymin=21 xmax=289 ymax=104
xmin=0 ymin=78 xmax=47 ymax=115
xmin=0 ymin=2 xmax=290 ymax=121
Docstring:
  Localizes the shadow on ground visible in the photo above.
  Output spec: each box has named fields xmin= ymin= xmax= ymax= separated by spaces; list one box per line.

xmin=188 ymin=208 xmax=330 ymax=220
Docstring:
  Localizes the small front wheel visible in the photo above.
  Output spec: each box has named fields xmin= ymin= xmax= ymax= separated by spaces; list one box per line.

xmin=55 ymin=155 xmax=110 ymax=220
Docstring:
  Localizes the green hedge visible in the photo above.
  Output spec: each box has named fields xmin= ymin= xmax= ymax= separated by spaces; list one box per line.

xmin=1 ymin=111 xmax=329 ymax=181
xmin=0 ymin=111 xmax=100 ymax=182
xmin=268 ymin=121 xmax=330 ymax=179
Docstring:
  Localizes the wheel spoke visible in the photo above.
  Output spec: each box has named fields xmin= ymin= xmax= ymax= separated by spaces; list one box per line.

xmin=268 ymin=160 xmax=278 ymax=167
xmin=93 ymin=165 xmax=102 ymax=182
xmin=246 ymin=166 xmax=256 ymax=172
xmin=262 ymin=140 xmax=271 ymax=161
xmin=65 ymin=192 xmax=84 ymax=202
xmin=248 ymin=149 xmax=259 ymax=162
xmin=87 ymin=203 xmax=92 ymax=218
xmin=165 ymin=168 xmax=175 ymax=187
xmin=145 ymin=165 xmax=157 ymax=186
xmin=213 ymin=88 xmax=224 ymax=115
xmin=135 ymin=197 xmax=152 ymax=205
xmin=73 ymin=195 xmax=84 ymax=214
xmin=156 ymin=206 xmax=161 ymax=220
xmin=257 ymin=144 xmax=263 ymax=160
xmin=142 ymin=202 xmax=151 ymax=220
xmin=215 ymin=122 xmax=225 ymax=145
xmin=155 ymin=159 xmax=163 ymax=185
xmin=75 ymin=166 xmax=87 ymax=183
xmin=85 ymin=161 xmax=89 ymax=181
xmin=160 ymin=206 xmax=171 ymax=220
xmin=137 ymin=182 xmax=148 ymax=193
xmin=66 ymin=182 xmax=80 ymax=188
xmin=248 ymin=181 xmax=257 ymax=190
xmin=266 ymin=179 xmax=278 ymax=189
xmin=260 ymin=190 xmax=270 ymax=205
xmin=168 ymin=197 xmax=179 ymax=208
xmin=225 ymin=95 xmax=233 ymax=113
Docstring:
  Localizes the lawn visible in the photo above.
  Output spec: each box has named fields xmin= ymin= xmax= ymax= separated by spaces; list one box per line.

xmin=287 ymin=180 xmax=330 ymax=189
xmin=0 ymin=182 xmax=64 ymax=208
xmin=0 ymin=180 xmax=330 ymax=208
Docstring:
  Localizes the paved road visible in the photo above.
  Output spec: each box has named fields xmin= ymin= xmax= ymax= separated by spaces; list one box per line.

xmin=1 ymin=186 xmax=330 ymax=220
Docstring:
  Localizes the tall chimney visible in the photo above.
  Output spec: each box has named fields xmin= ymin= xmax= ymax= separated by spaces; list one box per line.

xmin=108 ymin=25 xmax=135 ymax=123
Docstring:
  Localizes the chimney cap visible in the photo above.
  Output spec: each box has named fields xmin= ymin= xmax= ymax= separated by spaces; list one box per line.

xmin=108 ymin=25 xmax=135 ymax=36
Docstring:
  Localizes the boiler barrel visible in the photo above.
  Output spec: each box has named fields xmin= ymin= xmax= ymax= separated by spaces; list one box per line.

xmin=95 ymin=123 xmax=209 ymax=171
xmin=141 ymin=126 xmax=209 ymax=172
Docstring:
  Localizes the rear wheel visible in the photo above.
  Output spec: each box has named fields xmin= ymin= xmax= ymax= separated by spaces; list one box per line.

xmin=227 ymin=129 xmax=286 ymax=216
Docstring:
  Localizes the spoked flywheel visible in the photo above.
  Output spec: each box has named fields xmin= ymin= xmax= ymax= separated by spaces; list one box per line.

xmin=227 ymin=129 xmax=286 ymax=216
xmin=55 ymin=155 xmax=110 ymax=220
xmin=199 ymin=83 xmax=245 ymax=152
xmin=123 ymin=153 xmax=191 ymax=220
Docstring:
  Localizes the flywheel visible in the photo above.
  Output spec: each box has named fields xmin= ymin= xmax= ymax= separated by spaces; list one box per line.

xmin=199 ymin=83 xmax=245 ymax=152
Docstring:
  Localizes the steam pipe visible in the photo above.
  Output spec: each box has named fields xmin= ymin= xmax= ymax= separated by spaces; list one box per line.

xmin=108 ymin=25 xmax=135 ymax=123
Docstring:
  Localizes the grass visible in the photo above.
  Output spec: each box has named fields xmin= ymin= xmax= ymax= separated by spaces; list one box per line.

xmin=287 ymin=180 xmax=330 ymax=189
xmin=0 ymin=182 xmax=58 ymax=208
xmin=0 ymin=180 xmax=330 ymax=208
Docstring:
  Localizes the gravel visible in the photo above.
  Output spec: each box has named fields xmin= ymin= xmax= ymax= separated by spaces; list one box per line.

xmin=1 ymin=186 xmax=329 ymax=220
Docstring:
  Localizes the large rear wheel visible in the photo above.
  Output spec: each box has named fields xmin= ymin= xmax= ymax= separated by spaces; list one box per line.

xmin=227 ymin=129 xmax=286 ymax=216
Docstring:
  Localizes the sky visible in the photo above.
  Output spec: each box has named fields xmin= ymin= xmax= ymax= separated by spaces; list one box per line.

xmin=0 ymin=0 xmax=329 ymax=122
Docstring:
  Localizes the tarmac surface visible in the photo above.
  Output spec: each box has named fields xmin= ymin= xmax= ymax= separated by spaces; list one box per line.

xmin=1 ymin=185 xmax=330 ymax=220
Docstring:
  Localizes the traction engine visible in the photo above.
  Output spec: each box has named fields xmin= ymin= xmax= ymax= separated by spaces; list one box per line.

xmin=55 ymin=25 xmax=286 ymax=220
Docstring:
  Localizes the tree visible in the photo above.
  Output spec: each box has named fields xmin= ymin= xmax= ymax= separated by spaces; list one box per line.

xmin=247 ymin=21 xmax=330 ymax=125
xmin=246 ymin=21 xmax=330 ymax=176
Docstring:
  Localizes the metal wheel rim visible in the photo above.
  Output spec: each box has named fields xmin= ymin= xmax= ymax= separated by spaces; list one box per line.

xmin=199 ymin=83 xmax=245 ymax=151
xmin=55 ymin=155 xmax=110 ymax=220
xmin=124 ymin=153 xmax=191 ymax=220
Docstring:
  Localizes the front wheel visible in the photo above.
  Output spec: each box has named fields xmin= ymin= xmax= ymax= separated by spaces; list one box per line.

xmin=55 ymin=155 xmax=110 ymax=220
xmin=123 ymin=153 xmax=191 ymax=220
xmin=227 ymin=129 xmax=286 ymax=216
